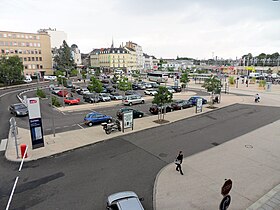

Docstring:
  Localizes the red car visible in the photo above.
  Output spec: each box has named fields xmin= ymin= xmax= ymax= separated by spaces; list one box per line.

xmin=57 ymin=90 xmax=68 ymax=97
xmin=64 ymin=97 xmax=80 ymax=105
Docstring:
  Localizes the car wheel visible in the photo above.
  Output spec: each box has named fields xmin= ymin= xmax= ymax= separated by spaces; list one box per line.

xmin=129 ymin=102 xmax=132 ymax=106
xmin=105 ymin=129 xmax=111 ymax=134
xmin=90 ymin=101 xmax=93 ymax=103
xmin=107 ymin=119 xmax=112 ymax=123
xmin=181 ymin=106 xmax=183 ymax=110
xmin=138 ymin=114 xmax=143 ymax=118
xmin=88 ymin=122 xmax=93 ymax=127
xmin=141 ymin=100 xmax=144 ymax=104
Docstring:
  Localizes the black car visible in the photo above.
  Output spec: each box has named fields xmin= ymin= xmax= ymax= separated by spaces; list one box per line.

xmin=171 ymin=100 xmax=192 ymax=110
xmin=132 ymin=83 xmax=139 ymax=90
xmin=116 ymin=108 xmax=144 ymax=120
xmin=9 ymin=103 xmax=28 ymax=117
xmin=149 ymin=104 xmax=173 ymax=115
xmin=187 ymin=96 xmax=208 ymax=106
xmin=84 ymin=93 xmax=100 ymax=103
xmin=171 ymin=86 xmax=182 ymax=92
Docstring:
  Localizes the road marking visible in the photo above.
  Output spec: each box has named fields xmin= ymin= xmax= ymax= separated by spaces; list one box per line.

xmin=77 ymin=124 xmax=84 ymax=129
xmin=63 ymin=125 xmax=69 ymax=128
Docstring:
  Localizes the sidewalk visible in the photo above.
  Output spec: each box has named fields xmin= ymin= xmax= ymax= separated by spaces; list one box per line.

xmin=4 ymin=81 xmax=280 ymax=210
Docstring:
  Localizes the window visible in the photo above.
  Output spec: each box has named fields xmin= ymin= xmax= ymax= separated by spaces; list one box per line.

xmin=16 ymin=34 xmax=20 ymax=38
xmin=10 ymin=49 xmax=14 ymax=54
xmin=28 ymin=57 xmax=31 ymax=61
xmin=21 ymin=42 xmax=25 ymax=47
xmin=38 ymin=50 xmax=41 ymax=54
xmin=5 ymin=49 xmax=9 ymax=53
xmin=13 ymin=42 xmax=17 ymax=46
xmin=28 ymin=64 xmax=31 ymax=69
xmin=0 ymin=34 xmax=2 ymax=38
xmin=0 ymin=42 xmax=3 ymax=46
xmin=30 ymin=43 xmax=33 ymax=47
xmin=8 ymin=34 xmax=12 ymax=38
xmin=40 ymin=65 xmax=43 ymax=69
xmin=12 ymin=34 xmax=16 ymax=38
xmin=32 ymin=57 xmax=35 ymax=61
xmin=24 ymin=57 xmax=27 ymax=61
xmin=39 ymin=57 xmax=42 ymax=61
xmin=36 ymin=57 xmax=38 ymax=61
xmin=37 ymin=64 xmax=40 ymax=69
xmin=25 ymin=35 xmax=29 ymax=39
xmin=18 ymin=49 xmax=22 ymax=54
xmin=34 ymin=43 xmax=37 ymax=47
xmin=15 ymin=50 xmax=18 ymax=53
xmin=29 ymin=35 xmax=32 ymax=39
xmin=3 ymin=34 xmax=7 ymax=38
xmin=26 ymin=42 xmax=29 ymax=47
xmin=32 ymin=64 xmax=36 ymax=69
xmin=31 ymin=50 xmax=34 ymax=54
xmin=21 ymin=34 xmax=24 ymax=38
xmin=35 ymin=50 xmax=38 ymax=54
xmin=25 ymin=65 xmax=28 ymax=69
xmin=1 ymin=49 xmax=4 ymax=54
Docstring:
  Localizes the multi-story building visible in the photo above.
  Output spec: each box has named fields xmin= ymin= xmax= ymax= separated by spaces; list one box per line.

xmin=125 ymin=41 xmax=144 ymax=71
xmin=0 ymin=30 xmax=52 ymax=77
xmin=38 ymin=28 xmax=67 ymax=49
xmin=143 ymin=53 xmax=159 ymax=71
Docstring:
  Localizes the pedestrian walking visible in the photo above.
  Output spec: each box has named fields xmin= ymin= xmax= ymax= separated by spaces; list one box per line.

xmin=175 ymin=151 xmax=184 ymax=175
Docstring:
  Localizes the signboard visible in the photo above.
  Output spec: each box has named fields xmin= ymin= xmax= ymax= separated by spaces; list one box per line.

xmin=219 ymin=195 xmax=231 ymax=210
xmin=122 ymin=111 xmax=133 ymax=132
xmin=221 ymin=179 xmax=232 ymax=196
xmin=196 ymin=98 xmax=203 ymax=113
xmin=27 ymin=97 xmax=41 ymax=119
xmin=27 ymin=97 xmax=44 ymax=149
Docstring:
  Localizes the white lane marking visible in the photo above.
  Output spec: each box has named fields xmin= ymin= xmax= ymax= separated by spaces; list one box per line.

xmin=77 ymin=124 xmax=84 ymax=129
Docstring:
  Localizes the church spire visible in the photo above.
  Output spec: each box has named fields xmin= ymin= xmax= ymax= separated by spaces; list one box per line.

xmin=111 ymin=37 xmax=114 ymax=48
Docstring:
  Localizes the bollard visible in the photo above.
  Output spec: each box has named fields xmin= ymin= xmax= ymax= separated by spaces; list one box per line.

xmin=20 ymin=144 xmax=28 ymax=158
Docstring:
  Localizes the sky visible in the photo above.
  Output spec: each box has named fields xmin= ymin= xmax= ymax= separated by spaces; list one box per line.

xmin=1 ymin=0 xmax=280 ymax=59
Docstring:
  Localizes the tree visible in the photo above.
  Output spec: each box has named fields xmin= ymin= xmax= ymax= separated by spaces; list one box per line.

xmin=88 ymin=76 xmax=103 ymax=93
xmin=94 ymin=67 xmax=101 ymax=77
xmin=118 ymin=77 xmax=132 ymax=92
xmin=152 ymin=86 xmax=173 ymax=121
xmin=0 ymin=55 xmax=24 ymax=85
xmin=53 ymin=40 xmax=76 ymax=73
xmin=202 ymin=76 xmax=221 ymax=106
xmin=180 ymin=72 xmax=190 ymax=90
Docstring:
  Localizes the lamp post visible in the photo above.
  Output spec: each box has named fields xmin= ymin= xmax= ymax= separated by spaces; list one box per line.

xmin=49 ymin=80 xmax=55 ymax=137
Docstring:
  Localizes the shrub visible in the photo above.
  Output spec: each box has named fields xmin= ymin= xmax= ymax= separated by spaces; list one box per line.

xmin=259 ymin=80 xmax=266 ymax=87
xmin=228 ymin=76 xmax=235 ymax=85
xmin=51 ymin=96 xmax=61 ymax=107
xmin=36 ymin=88 xmax=46 ymax=98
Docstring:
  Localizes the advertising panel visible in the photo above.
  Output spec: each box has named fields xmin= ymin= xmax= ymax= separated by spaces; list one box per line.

xmin=122 ymin=111 xmax=133 ymax=132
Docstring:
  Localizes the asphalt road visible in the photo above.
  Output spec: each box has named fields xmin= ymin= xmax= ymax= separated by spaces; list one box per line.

xmin=1 ymin=104 xmax=280 ymax=210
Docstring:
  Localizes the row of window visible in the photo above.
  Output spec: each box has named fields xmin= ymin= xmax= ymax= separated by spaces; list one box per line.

xmin=24 ymin=64 xmax=43 ymax=70
xmin=100 ymin=50 xmax=127 ymax=54
xmin=0 ymin=41 xmax=41 ymax=47
xmin=22 ymin=57 xmax=42 ymax=62
xmin=1 ymin=49 xmax=42 ymax=54
xmin=0 ymin=33 xmax=40 ymax=40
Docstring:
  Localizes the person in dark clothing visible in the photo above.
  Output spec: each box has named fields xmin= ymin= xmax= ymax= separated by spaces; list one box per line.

xmin=175 ymin=151 xmax=184 ymax=175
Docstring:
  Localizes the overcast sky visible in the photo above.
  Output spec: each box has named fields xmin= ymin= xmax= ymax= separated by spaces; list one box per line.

xmin=1 ymin=0 xmax=280 ymax=59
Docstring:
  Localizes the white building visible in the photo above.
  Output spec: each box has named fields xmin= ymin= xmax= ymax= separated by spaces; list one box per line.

xmin=38 ymin=28 xmax=67 ymax=49
xmin=125 ymin=41 xmax=144 ymax=72
xmin=71 ymin=44 xmax=82 ymax=65
xmin=143 ymin=53 xmax=158 ymax=71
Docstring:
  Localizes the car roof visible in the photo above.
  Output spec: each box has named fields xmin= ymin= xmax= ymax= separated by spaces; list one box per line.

xmin=118 ymin=197 xmax=144 ymax=210
xmin=107 ymin=191 xmax=140 ymax=205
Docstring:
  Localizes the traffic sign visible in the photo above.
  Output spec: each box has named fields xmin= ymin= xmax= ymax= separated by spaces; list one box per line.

xmin=221 ymin=179 xmax=232 ymax=196
xmin=219 ymin=194 xmax=231 ymax=210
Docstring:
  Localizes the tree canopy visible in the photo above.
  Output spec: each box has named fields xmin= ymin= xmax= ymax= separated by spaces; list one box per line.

xmin=202 ymin=76 xmax=222 ymax=94
xmin=152 ymin=86 xmax=173 ymax=106
xmin=0 ymin=55 xmax=24 ymax=85
xmin=117 ymin=77 xmax=132 ymax=91
xmin=88 ymin=76 xmax=103 ymax=93
xmin=53 ymin=40 xmax=76 ymax=73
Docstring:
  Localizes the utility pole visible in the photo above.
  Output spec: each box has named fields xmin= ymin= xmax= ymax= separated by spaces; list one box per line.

xmin=49 ymin=81 xmax=55 ymax=137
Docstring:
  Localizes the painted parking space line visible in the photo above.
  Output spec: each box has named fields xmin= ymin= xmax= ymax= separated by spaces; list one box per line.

xmin=77 ymin=124 xmax=84 ymax=129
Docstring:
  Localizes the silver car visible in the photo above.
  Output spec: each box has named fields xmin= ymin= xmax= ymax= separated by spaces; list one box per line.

xmin=107 ymin=191 xmax=144 ymax=210
xmin=122 ymin=95 xmax=145 ymax=106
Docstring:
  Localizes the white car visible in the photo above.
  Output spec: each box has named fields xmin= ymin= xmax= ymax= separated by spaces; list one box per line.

xmin=99 ymin=93 xmax=111 ymax=102
xmin=23 ymin=77 xmax=32 ymax=83
xmin=144 ymin=89 xmax=158 ymax=96
xmin=44 ymin=75 xmax=57 ymax=80
xmin=167 ymin=87 xmax=175 ymax=93
xmin=107 ymin=191 xmax=144 ymax=210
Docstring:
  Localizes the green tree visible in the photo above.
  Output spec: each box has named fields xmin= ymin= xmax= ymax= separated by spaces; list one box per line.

xmin=152 ymin=86 xmax=173 ymax=121
xmin=53 ymin=40 xmax=76 ymax=72
xmin=202 ymin=76 xmax=221 ymax=106
xmin=94 ymin=68 xmax=101 ymax=77
xmin=228 ymin=76 xmax=235 ymax=85
xmin=0 ymin=55 xmax=24 ymax=85
xmin=118 ymin=77 xmax=132 ymax=91
xmin=70 ymin=69 xmax=78 ymax=77
xmin=180 ymin=73 xmax=190 ymax=90
xmin=88 ymin=76 xmax=103 ymax=93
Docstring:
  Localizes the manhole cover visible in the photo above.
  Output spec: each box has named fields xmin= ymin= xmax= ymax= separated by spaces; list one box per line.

xmin=245 ymin=145 xmax=253 ymax=149
xmin=159 ymin=153 xmax=168 ymax=157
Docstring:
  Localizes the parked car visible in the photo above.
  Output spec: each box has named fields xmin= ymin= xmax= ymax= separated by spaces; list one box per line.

xmin=66 ymin=81 xmax=73 ymax=88
xmin=64 ymin=97 xmax=80 ymax=105
xmin=76 ymin=87 xmax=89 ymax=95
xmin=137 ymin=83 xmax=146 ymax=90
xmin=166 ymin=86 xmax=176 ymax=93
xmin=123 ymin=95 xmax=145 ymax=106
xmin=52 ymin=86 xmax=62 ymax=94
xmin=187 ymin=96 xmax=208 ymax=106
xmin=107 ymin=191 xmax=144 ymax=210
xmin=110 ymin=92 xmax=123 ymax=100
xmin=144 ymin=82 xmax=152 ymax=88
xmin=116 ymin=108 xmax=144 ymax=120
xmin=71 ymin=85 xmax=80 ymax=93
xmin=149 ymin=104 xmax=173 ymax=114
xmin=171 ymin=100 xmax=192 ymax=110
xmin=99 ymin=93 xmax=111 ymax=102
xmin=150 ymin=82 xmax=159 ymax=88
xmin=132 ymin=83 xmax=139 ymax=90
xmin=84 ymin=112 xmax=112 ymax=127
xmin=9 ymin=103 xmax=28 ymax=117
xmin=144 ymin=89 xmax=158 ymax=96
xmin=57 ymin=90 xmax=68 ymax=97
xmin=84 ymin=93 xmax=100 ymax=103
xmin=125 ymin=90 xmax=141 ymax=96
xmin=171 ymin=86 xmax=182 ymax=92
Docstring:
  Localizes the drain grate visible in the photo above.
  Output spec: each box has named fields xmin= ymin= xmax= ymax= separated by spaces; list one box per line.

xmin=211 ymin=142 xmax=220 ymax=146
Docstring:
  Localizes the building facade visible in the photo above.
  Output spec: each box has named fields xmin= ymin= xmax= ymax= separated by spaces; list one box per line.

xmin=38 ymin=28 xmax=67 ymax=49
xmin=0 ymin=30 xmax=52 ymax=77
xmin=125 ymin=41 xmax=144 ymax=71
xmin=71 ymin=44 xmax=82 ymax=65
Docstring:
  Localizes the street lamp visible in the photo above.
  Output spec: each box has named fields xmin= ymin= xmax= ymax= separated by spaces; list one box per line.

xmin=49 ymin=80 xmax=55 ymax=137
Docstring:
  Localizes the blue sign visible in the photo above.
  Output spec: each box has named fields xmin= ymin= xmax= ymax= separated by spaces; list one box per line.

xmin=29 ymin=118 xmax=44 ymax=149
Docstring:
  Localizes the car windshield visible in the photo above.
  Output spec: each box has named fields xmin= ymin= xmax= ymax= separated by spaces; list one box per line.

xmin=67 ymin=97 xmax=74 ymax=100
xmin=14 ymin=104 xmax=26 ymax=109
